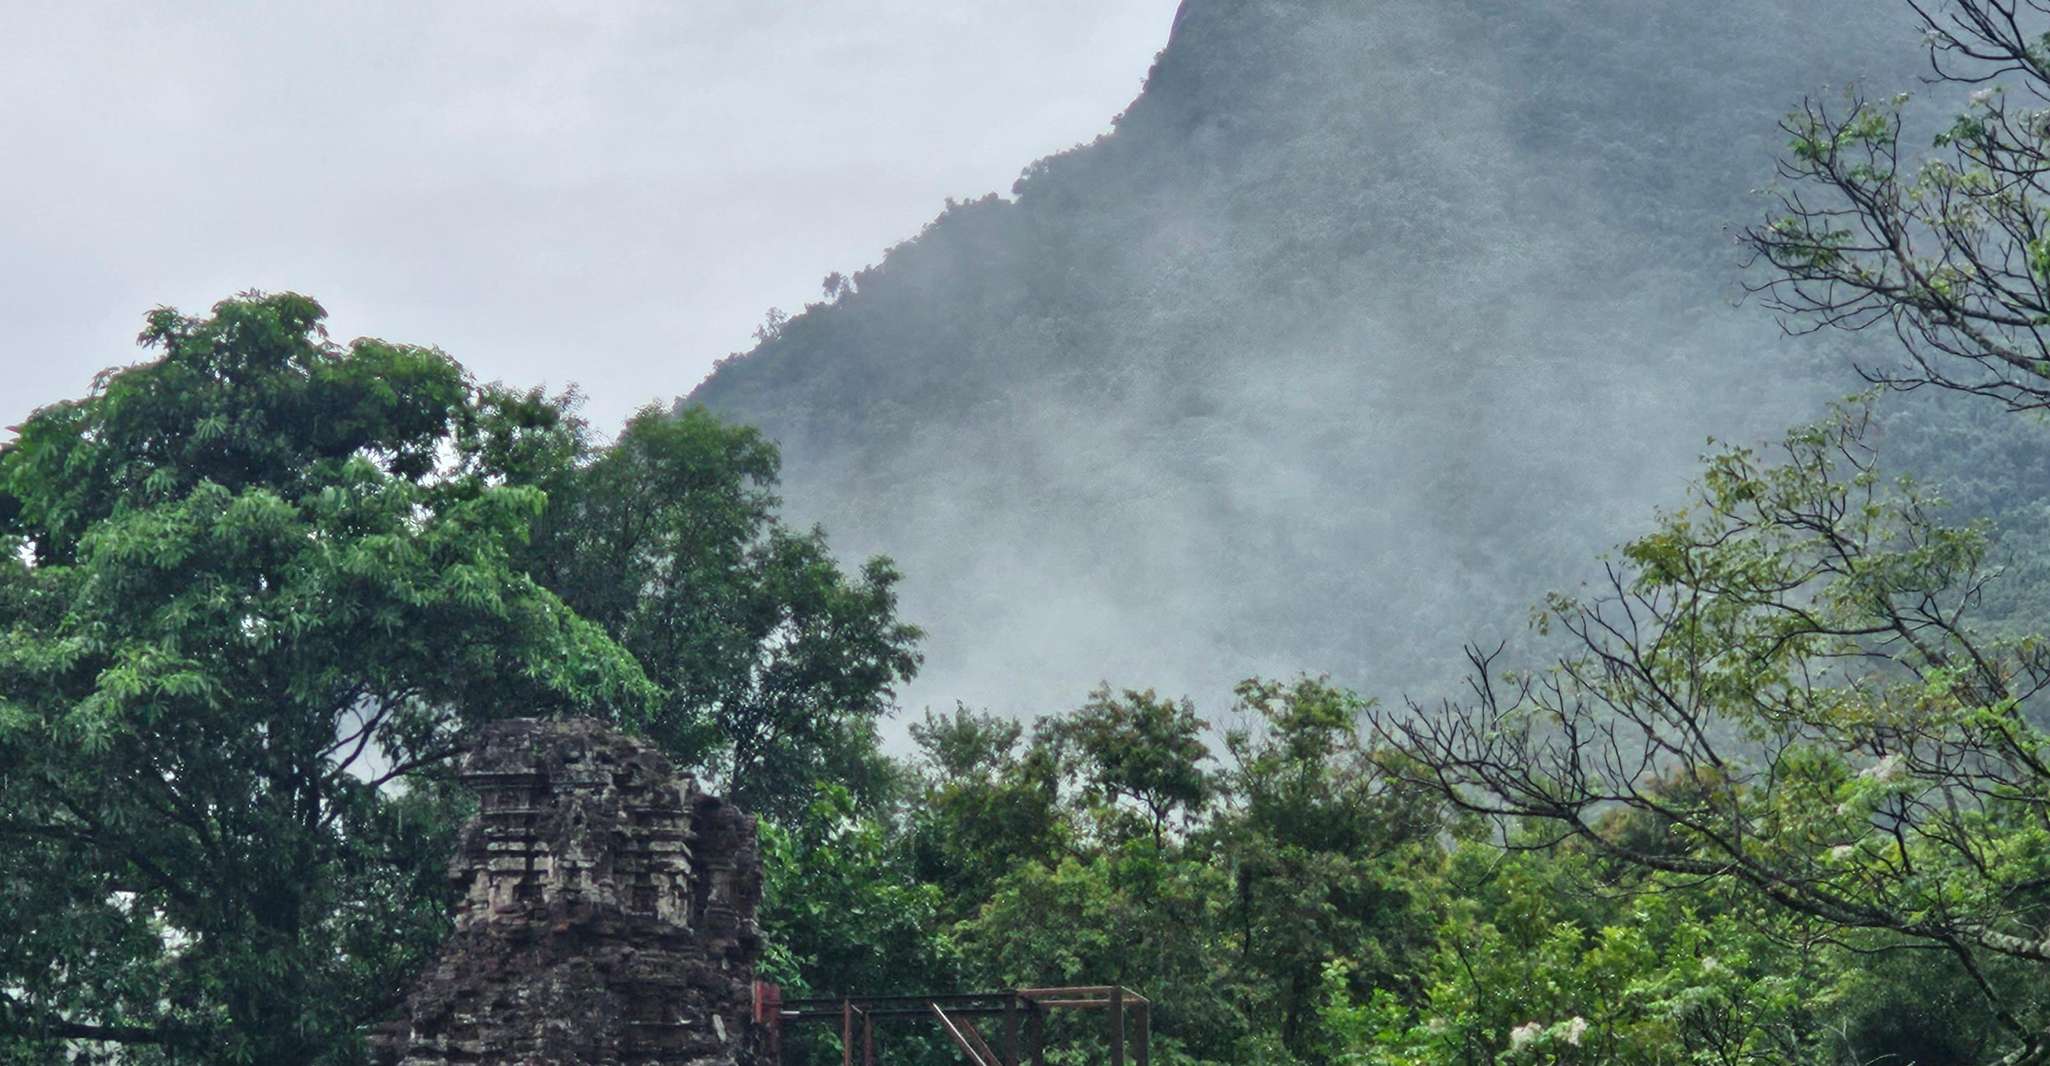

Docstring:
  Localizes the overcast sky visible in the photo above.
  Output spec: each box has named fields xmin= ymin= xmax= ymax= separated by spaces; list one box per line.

xmin=2 ymin=1 xmax=1181 ymax=436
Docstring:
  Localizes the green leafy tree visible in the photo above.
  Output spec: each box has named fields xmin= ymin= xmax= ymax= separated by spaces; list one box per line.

xmin=526 ymin=402 xmax=922 ymax=819
xmin=1043 ymin=686 xmax=1217 ymax=848
xmin=938 ymin=681 xmax=1457 ymax=1066
xmin=906 ymin=705 xmax=1067 ymax=909
xmin=0 ymin=294 xmax=652 ymax=1062
xmin=962 ymin=848 xmax=1240 ymax=1066
xmin=1218 ymin=678 xmax=1444 ymax=1061
xmin=1321 ymin=842 xmax=1855 ymax=1066
xmin=757 ymin=783 xmax=958 ymax=999
xmin=0 ymin=293 xmax=923 ymax=1063
xmin=1382 ymin=401 xmax=2050 ymax=1064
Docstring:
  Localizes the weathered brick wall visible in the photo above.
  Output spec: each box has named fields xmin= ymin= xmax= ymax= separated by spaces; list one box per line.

xmin=373 ymin=717 xmax=764 ymax=1066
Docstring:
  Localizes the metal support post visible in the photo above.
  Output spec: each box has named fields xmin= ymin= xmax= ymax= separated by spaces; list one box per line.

xmin=1003 ymin=993 xmax=1019 ymax=1066
xmin=1108 ymin=986 xmax=1125 ymax=1066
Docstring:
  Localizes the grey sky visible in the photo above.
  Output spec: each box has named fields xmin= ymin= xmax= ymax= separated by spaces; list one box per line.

xmin=2 ymin=1 xmax=1181 ymax=435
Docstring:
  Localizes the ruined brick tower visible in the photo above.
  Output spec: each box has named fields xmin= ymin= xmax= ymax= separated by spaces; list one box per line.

xmin=373 ymin=717 xmax=765 ymax=1066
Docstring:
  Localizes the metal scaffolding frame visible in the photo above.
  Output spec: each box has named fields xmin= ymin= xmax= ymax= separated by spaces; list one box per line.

xmin=758 ymin=985 xmax=1151 ymax=1066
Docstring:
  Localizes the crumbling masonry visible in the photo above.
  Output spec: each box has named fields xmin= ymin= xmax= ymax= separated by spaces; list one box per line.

xmin=373 ymin=717 xmax=765 ymax=1066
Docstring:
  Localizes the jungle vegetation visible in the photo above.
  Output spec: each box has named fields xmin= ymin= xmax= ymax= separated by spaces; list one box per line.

xmin=13 ymin=1 xmax=2050 ymax=1064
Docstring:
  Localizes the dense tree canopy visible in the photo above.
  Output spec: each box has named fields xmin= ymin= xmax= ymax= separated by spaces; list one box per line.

xmin=0 ymin=294 xmax=919 ymax=1062
xmin=523 ymin=401 xmax=922 ymax=819
xmin=1380 ymin=401 xmax=2050 ymax=1062
xmin=6 ymin=293 xmax=2043 ymax=1066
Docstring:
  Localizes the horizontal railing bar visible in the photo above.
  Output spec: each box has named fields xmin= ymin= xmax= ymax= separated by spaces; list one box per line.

xmin=782 ymin=1007 xmax=1013 ymax=1021
xmin=778 ymin=986 xmax=1148 ymax=1020
xmin=1016 ymin=986 xmax=1150 ymax=1004
xmin=785 ymin=993 xmax=1017 ymax=1006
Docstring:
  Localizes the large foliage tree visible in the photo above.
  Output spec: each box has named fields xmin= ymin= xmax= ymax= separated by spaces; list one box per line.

xmin=1042 ymin=686 xmax=1216 ymax=849
xmin=1344 ymin=7 xmax=2050 ymax=1056
xmin=905 ymin=705 xmax=1066 ymax=909
xmin=0 ymin=293 xmax=920 ymax=1063
xmin=1321 ymin=832 xmax=1871 ymax=1066
xmin=1379 ymin=401 xmax=2050 ymax=1064
xmin=890 ymin=683 xmax=1451 ymax=1066
xmin=1219 ymin=679 xmax=1442 ymax=1059
xmin=0 ymin=293 xmax=650 ymax=1062
xmin=524 ymin=401 xmax=922 ymax=820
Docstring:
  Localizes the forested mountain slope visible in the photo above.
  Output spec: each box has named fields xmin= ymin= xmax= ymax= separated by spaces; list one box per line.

xmin=691 ymin=0 xmax=2033 ymax=713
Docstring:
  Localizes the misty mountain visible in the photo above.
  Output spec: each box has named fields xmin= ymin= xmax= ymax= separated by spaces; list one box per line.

xmin=690 ymin=0 xmax=2033 ymax=717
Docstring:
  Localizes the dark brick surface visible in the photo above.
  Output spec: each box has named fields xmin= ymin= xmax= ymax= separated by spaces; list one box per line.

xmin=372 ymin=718 xmax=764 ymax=1066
